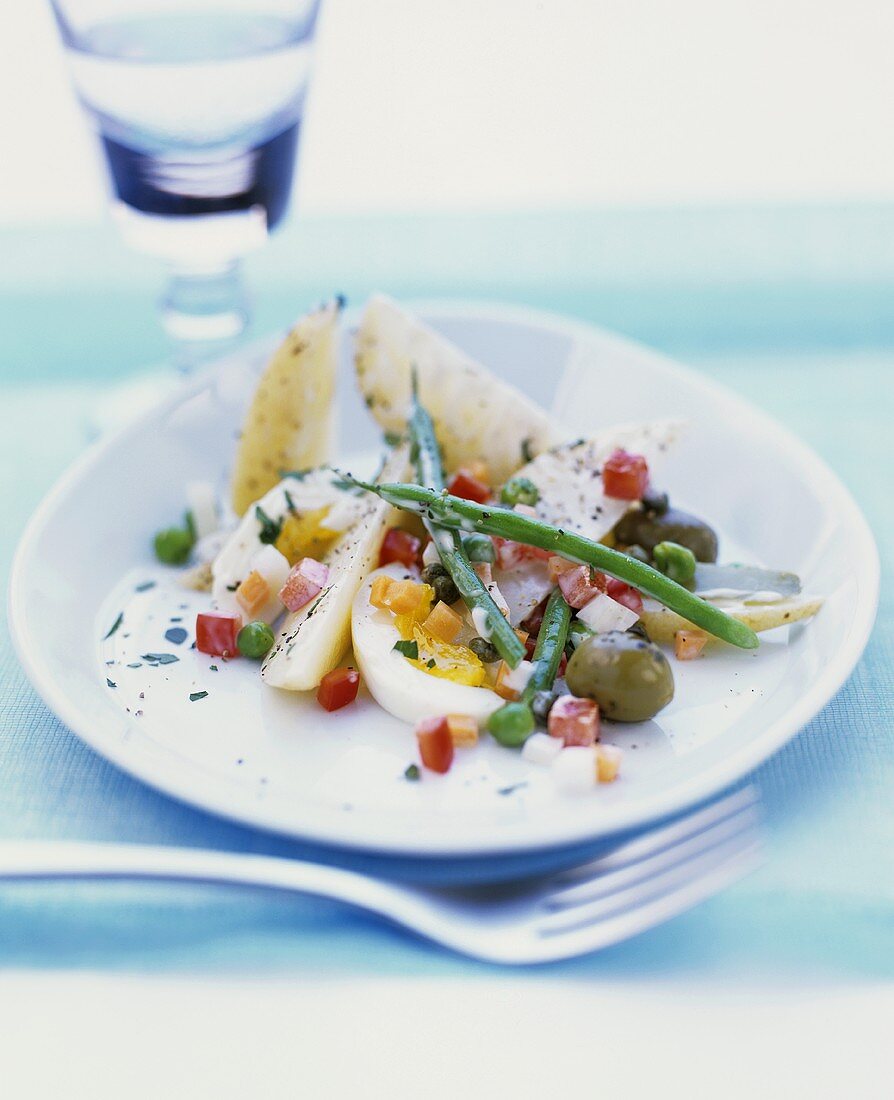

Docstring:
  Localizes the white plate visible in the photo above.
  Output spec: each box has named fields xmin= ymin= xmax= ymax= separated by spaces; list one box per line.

xmin=9 ymin=303 xmax=878 ymax=859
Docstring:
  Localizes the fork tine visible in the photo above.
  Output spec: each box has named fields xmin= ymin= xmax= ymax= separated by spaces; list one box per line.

xmin=544 ymin=801 xmax=761 ymax=910
xmin=550 ymin=786 xmax=759 ymax=886
xmin=524 ymin=838 xmax=763 ymax=962
xmin=537 ymin=825 xmax=762 ymax=936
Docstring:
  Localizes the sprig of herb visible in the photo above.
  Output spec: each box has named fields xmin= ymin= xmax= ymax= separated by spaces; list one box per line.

xmin=103 ymin=612 xmax=124 ymax=640
xmin=255 ymin=505 xmax=283 ymax=545
xmin=392 ymin=639 xmax=419 ymax=659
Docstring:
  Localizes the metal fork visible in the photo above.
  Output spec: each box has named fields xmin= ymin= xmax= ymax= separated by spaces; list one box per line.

xmin=0 ymin=787 xmax=761 ymax=964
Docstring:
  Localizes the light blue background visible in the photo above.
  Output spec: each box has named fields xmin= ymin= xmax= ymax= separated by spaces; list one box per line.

xmin=1 ymin=208 xmax=891 ymax=978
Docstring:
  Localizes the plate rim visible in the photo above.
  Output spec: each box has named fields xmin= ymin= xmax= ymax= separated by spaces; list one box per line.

xmin=8 ymin=300 xmax=880 ymax=857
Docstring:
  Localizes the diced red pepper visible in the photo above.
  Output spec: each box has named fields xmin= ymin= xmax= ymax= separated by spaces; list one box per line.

xmin=196 ymin=611 xmax=242 ymax=658
xmin=280 ymin=557 xmax=329 ymax=613
xmin=548 ymin=694 xmax=600 ymax=747
xmin=606 ymin=578 xmax=643 ymax=615
xmin=415 ymin=715 xmax=455 ymax=773
xmin=379 ymin=527 xmax=422 ymax=569
xmin=317 ymin=666 xmax=360 ymax=711
xmin=558 ymin=565 xmax=607 ymax=609
xmin=521 ymin=595 xmax=550 ymax=635
xmin=447 ymin=469 xmax=491 ymax=504
xmin=602 ymin=449 xmax=650 ymax=500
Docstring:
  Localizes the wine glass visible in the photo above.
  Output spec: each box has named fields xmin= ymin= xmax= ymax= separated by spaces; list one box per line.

xmin=50 ymin=0 xmax=322 ymax=371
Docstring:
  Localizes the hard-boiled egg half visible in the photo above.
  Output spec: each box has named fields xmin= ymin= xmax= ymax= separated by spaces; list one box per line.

xmin=352 ymin=564 xmax=503 ymax=726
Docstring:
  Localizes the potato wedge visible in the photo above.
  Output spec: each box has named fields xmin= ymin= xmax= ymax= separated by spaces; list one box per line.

xmin=231 ymin=298 xmax=341 ymax=516
xmin=355 ymin=294 xmax=560 ymax=485
xmin=261 ymin=446 xmax=411 ymax=690
xmin=641 ymin=594 xmax=824 ymax=646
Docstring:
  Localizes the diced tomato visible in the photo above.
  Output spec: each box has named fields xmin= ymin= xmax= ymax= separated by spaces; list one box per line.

xmin=494 ymin=537 xmax=551 ymax=569
xmin=447 ymin=469 xmax=491 ymax=504
xmin=379 ymin=527 xmax=422 ymax=569
xmin=674 ymin=629 xmax=708 ymax=661
xmin=416 ymin=716 xmax=455 ymax=773
xmin=605 ymin=578 xmax=643 ymax=615
xmin=558 ymin=565 xmax=607 ymax=609
xmin=196 ymin=611 xmax=242 ymax=658
xmin=317 ymin=666 xmax=360 ymax=711
xmin=602 ymin=449 xmax=650 ymax=500
xmin=280 ymin=557 xmax=329 ymax=613
xmin=548 ymin=694 xmax=600 ymax=747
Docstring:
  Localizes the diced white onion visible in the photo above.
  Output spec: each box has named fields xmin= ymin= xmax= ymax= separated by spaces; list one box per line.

xmin=576 ymin=592 xmax=639 ymax=634
xmin=249 ymin=544 xmax=292 ymax=623
xmin=522 ymin=732 xmax=563 ymax=766
xmin=551 ymin=746 xmax=597 ymax=792
xmin=502 ymin=659 xmax=534 ymax=694
xmin=422 ymin=540 xmax=442 ymax=567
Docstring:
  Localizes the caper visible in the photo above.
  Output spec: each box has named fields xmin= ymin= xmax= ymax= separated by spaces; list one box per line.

xmin=614 ymin=507 xmax=718 ymax=563
xmin=421 ymin=563 xmax=460 ymax=605
xmin=469 ymin=636 xmax=499 ymax=663
xmin=565 ymin=631 xmax=674 ymax=722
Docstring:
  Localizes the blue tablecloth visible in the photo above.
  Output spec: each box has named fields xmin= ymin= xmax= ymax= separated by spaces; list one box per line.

xmin=1 ymin=209 xmax=891 ymax=978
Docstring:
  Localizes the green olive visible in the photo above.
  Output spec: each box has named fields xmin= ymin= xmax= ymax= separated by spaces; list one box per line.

xmin=565 ymin=631 xmax=674 ymax=722
xmin=614 ymin=507 xmax=718 ymax=563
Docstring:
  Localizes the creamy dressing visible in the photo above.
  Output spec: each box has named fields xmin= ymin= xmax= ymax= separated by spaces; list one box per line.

xmin=744 ymin=590 xmax=784 ymax=605
xmin=471 ymin=607 xmax=492 ymax=640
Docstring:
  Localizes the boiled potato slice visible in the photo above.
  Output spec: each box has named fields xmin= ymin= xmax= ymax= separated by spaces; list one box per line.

xmin=355 ymin=294 xmax=561 ymax=485
xmin=515 ymin=421 xmax=681 ymax=544
xmin=261 ymin=447 xmax=410 ymax=691
xmin=231 ymin=298 xmax=341 ymax=516
xmin=641 ymin=593 xmax=824 ymax=646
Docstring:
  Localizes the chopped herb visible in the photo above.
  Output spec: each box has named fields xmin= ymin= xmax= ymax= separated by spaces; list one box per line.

xmin=189 ymin=691 xmax=209 ymax=702
xmin=185 ymin=510 xmax=197 ymax=541
xmin=106 ymin=678 xmax=117 ymax=689
xmin=304 ymin=586 xmax=331 ymax=619
xmin=426 ymin=658 xmax=436 ymax=669
xmin=126 ymin=662 xmax=142 ymax=669
xmin=279 ymin=467 xmax=313 ymax=480
xmin=135 ymin=580 xmax=156 ymax=593
xmin=210 ymin=664 xmax=219 ymax=672
xmin=255 ymin=505 xmax=283 ymax=544
xmin=284 ymin=489 xmax=297 ymax=514
xmin=330 ymin=476 xmax=362 ymax=493
xmin=364 ymin=394 xmax=375 ymax=409
xmin=404 ymin=764 xmax=421 ymax=781
xmin=164 ymin=626 xmax=188 ymax=645
xmin=497 ymin=782 xmax=528 ymax=796
xmin=141 ymin=652 xmax=180 ymax=666
xmin=226 ymin=582 xmax=239 ymax=592
xmin=521 ymin=437 xmax=535 ymax=463
xmin=103 ymin=612 xmax=124 ymax=640
xmin=169 ymin=616 xmax=182 ymax=623
xmin=384 ymin=431 xmax=404 ymax=447
xmin=392 ymin=639 xmax=419 ymax=659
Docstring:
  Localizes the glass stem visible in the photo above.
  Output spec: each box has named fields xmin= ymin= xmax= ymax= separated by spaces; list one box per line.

xmin=160 ymin=261 xmax=250 ymax=372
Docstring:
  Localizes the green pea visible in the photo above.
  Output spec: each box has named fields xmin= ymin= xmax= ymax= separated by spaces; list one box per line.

xmin=464 ymin=533 xmax=496 ymax=563
xmin=237 ymin=621 xmax=275 ymax=659
xmin=469 ymin=636 xmax=499 ymax=664
xmin=154 ymin=525 xmax=195 ymax=565
xmin=487 ymin=701 xmax=535 ymax=747
xmin=500 ymin=476 xmax=540 ymax=508
xmin=653 ymin=540 xmax=696 ymax=585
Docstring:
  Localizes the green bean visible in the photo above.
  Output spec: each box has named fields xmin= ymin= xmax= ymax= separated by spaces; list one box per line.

xmin=488 ymin=587 xmax=571 ymax=744
xmin=345 ymin=479 xmax=760 ymax=650
xmin=407 ymin=382 xmax=526 ymax=669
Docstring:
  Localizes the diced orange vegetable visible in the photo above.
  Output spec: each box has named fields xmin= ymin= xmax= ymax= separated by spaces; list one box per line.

xmin=514 ymin=627 xmax=529 ymax=647
xmin=423 ymin=600 xmax=463 ymax=644
xmin=468 ymin=459 xmax=490 ymax=483
xmin=675 ymin=629 xmax=709 ymax=660
xmin=548 ymin=555 xmax=576 ymax=582
xmin=494 ymin=662 xmax=521 ymax=701
xmin=446 ymin=714 xmax=479 ymax=748
xmin=596 ymin=744 xmax=623 ymax=782
xmin=369 ymin=574 xmax=396 ymax=609
xmin=235 ymin=570 xmax=271 ymax=618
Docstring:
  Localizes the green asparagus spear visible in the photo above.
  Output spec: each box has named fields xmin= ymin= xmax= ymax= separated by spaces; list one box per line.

xmin=343 ymin=478 xmax=760 ymax=650
xmin=407 ymin=382 xmax=526 ymax=669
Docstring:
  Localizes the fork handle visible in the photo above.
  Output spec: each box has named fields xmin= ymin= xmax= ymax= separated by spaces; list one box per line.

xmin=0 ymin=840 xmax=422 ymax=925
